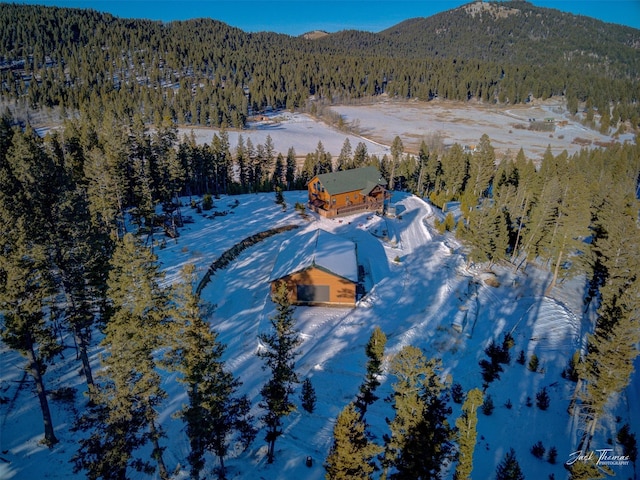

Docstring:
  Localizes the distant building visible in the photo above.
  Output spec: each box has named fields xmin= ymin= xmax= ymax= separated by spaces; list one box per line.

xmin=269 ymin=229 xmax=358 ymax=307
xmin=308 ymin=166 xmax=388 ymax=218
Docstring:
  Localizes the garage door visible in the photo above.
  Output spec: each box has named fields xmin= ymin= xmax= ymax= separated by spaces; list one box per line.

xmin=297 ymin=284 xmax=330 ymax=303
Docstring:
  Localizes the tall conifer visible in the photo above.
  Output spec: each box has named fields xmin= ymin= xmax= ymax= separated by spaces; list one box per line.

xmin=495 ymin=448 xmax=525 ymax=480
xmin=325 ymin=403 xmax=382 ymax=480
xmin=354 ymin=326 xmax=387 ymax=417
xmin=167 ymin=264 xmax=256 ymax=479
xmin=454 ymin=388 xmax=483 ymax=480
xmin=382 ymin=345 xmax=453 ymax=479
xmin=257 ymin=282 xmax=301 ymax=463
xmin=74 ymin=234 xmax=170 ymax=479
xmin=0 ymin=128 xmax=61 ymax=446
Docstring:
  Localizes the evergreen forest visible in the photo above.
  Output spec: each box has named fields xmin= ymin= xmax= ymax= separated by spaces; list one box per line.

xmin=1 ymin=1 xmax=639 ymax=128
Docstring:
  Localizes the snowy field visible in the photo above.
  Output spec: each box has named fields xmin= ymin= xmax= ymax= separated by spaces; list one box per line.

xmin=330 ymin=99 xmax=629 ymax=159
xmin=1 ymin=191 xmax=637 ymax=479
xmin=179 ymin=99 xmax=635 ymax=163
xmin=179 ymin=111 xmax=391 ymax=160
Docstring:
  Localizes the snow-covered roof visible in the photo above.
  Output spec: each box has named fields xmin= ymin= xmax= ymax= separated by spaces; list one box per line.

xmin=270 ymin=228 xmax=358 ymax=283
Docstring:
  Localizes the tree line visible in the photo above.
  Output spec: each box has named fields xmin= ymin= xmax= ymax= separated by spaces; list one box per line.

xmin=1 ymin=3 xmax=639 ymax=130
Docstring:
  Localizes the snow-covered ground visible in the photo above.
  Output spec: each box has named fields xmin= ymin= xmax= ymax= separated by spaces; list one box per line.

xmin=177 ymin=100 xmax=635 ymax=166
xmin=1 ymin=191 xmax=637 ymax=479
xmin=331 ymin=99 xmax=634 ymax=160
xmin=179 ymin=111 xmax=391 ymax=160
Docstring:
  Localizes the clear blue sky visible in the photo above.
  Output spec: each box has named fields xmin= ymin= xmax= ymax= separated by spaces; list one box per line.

xmin=11 ymin=0 xmax=640 ymax=35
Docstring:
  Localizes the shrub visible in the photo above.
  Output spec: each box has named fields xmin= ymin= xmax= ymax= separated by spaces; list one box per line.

xmin=516 ymin=350 xmax=526 ymax=365
xmin=479 ymin=358 xmax=503 ymax=384
xmin=562 ymin=350 xmax=580 ymax=382
xmin=617 ymin=423 xmax=638 ymax=463
xmin=528 ymin=353 xmax=539 ymax=372
xmin=481 ymin=394 xmax=494 ymax=415
xmin=50 ymin=386 xmax=76 ymax=404
xmin=536 ymin=387 xmax=550 ymax=410
xmin=502 ymin=332 xmax=515 ymax=351
xmin=486 ymin=337 xmax=511 ymax=365
xmin=525 ymin=396 xmax=532 ymax=407
xmin=451 ymin=382 xmax=464 ymax=404
xmin=443 ymin=212 xmax=455 ymax=231
xmin=275 ymin=187 xmax=285 ymax=205
xmin=531 ymin=441 xmax=545 ymax=459
xmin=504 ymin=398 xmax=513 ymax=409
xmin=547 ymin=446 xmax=558 ymax=464
xmin=202 ymin=193 xmax=214 ymax=210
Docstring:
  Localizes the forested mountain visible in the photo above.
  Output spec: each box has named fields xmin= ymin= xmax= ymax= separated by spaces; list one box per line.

xmin=378 ymin=1 xmax=640 ymax=77
xmin=0 ymin=1 xmax=639 ymax=128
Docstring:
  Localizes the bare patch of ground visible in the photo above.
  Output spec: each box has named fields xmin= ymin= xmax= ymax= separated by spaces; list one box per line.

xmin=331 ymin=98 xmax=634 ymax=161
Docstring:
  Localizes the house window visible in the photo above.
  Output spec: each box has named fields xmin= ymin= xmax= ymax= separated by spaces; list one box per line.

xmin=297 ymin=285 xmax=330 ymax=303
xmin=332 ymin=198 xmax=336 ymax=204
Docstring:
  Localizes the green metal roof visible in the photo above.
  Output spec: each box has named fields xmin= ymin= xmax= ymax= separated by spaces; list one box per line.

xmin=314 ymin=166 xmax=387 ymax=195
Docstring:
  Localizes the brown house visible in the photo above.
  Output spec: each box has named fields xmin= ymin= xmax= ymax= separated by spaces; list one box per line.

xmin=308 ymin=166 xmax=388 ymax=218
xmin=269 ymin=229 xmax=358 ymax=307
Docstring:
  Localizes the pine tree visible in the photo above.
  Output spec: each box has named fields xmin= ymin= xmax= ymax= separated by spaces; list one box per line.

xmin=382 ymin=345 xmax=453 ymax=479
xmin=536 ymin=387 xmax=550 ymax=410
xmin=50 ymin=178 xmax=107 ymax=389
xmin=460 ymin=199 xmax=510 ymax=266
xmin=128 ymin=114 xmax=156 ymax=232
xmin=495 ymin=448 xmax=525 ymax=480
xmin=574 ymin=181 xmax=640 ymax=448
xmin=0 ymin=128 xmax=62 ymax=446
xmin=454 ymin=388 xmax=483 ymax=480
xmin=354 ymin=326 xmax=387 ymax=417
xmin=73 ymin=234 xmax=170 ymax=479
xmin=336 ymin=137 xmax=353 ymax=171
xmin=481 ymin=394 xmax=494 ymax=415
xmin=166 ymin=264 xmax=256 ymax=479
xmin=258 ymin=281 xmax=301 ymax=463
xmin=617 ymin=424 xmax=638 ymax=467
xmin=547 ymin=446 xmax=558 ymax=464
xmin=389 ymin=136 xmax=404 ymax=190
xmin=468 ymin=134 xmax=495 ymax=198
xmin=84 ymin=114 xmax=129 ymax=238
xmin=235 ymin=135 xmax=249 ymax=192
xmin=324 ymin=403 xmax=382 ymax=480
xmin=440 ymin=143 xmax=468 ymax=200
xmin=528 ymin=353 xmax=539 ymax=372
xmin=301 ymin=378 xmax=317 ymax=414
xmin=285 ymin=147 xmax=296 ymax=190
xmin=273 ymin=153 xmax=285 ymax=188
xmin=352 ymin=142 xmax=369 ymax=169
xmin=566 ymin=455 xmax=611 ymax=480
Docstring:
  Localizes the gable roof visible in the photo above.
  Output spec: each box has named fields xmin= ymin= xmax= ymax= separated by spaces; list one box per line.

xmin=270 ymin=229 xmax=358 ymax=283
xmin=313 ymin=166 xmax=386 ymax=196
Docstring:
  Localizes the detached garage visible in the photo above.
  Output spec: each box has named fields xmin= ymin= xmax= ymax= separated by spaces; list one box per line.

xmin=270 ymin=229 xmax=358 ymax=307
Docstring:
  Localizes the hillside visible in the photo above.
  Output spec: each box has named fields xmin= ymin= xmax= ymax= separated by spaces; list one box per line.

xmin=1 ymin=191 xmax=637 ymax=479
xmin=0 ymin=1 xmax=638 ymax=129
xmin=374 ymin=1 xmax=640 ymax=77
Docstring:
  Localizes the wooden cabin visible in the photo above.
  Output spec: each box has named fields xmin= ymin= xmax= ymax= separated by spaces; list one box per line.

xmin=269 ymin=229 xmax=358 ymax=307
xmin=308 ymin=166 xmax=388 ymax=218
